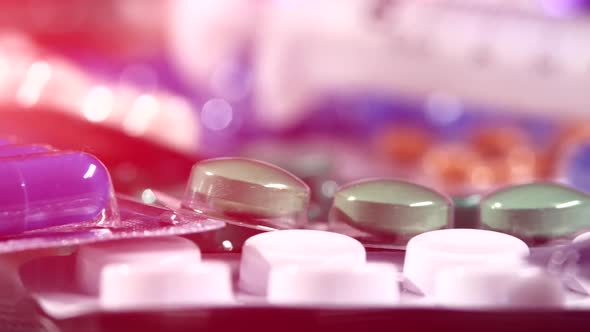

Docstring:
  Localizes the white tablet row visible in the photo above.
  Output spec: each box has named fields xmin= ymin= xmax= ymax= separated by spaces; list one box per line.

xmin=75 ymin=229 xmax=576 ymax=310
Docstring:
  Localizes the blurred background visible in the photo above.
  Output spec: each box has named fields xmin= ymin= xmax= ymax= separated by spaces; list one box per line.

xmin=0 ymin=0 xmax=589 ymax=222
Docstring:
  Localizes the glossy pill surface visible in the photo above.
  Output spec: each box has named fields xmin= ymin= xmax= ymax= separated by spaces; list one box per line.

xmin=330 ymin=179 xmax=452 ymax=241
xmin=183 ymin=157 xmax=310 ymax=229
xmin=480 ymin=182 xmax=590 ymax=243
xmin=0 ymin=151 xmax=114 ymax=235
xmin=0 ymin=144 xmax=52 ymax=157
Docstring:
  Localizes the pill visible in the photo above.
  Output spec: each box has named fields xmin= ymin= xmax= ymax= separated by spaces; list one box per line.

xmin=470 ymin=127 xmax=529 ymax=160
xmin=434 ymin=264 xmax=563 ymax=308
xmin=0 ymin=151 xmax=114 ymax=235
xmin=506 ymin=268 xmax=565 ymax=308
xmin=239 ymin=230 xmax=366 ymax=295
xmin=100 ymin=261 xmax=233 ymax=309
xmin=376 ymin=125 xmax=432 ymax=168
xmin=0 ymin=144 xmax=52 ymax=157
xmin=422 ymin=144 xmax=494 ymax=194
xmin=330 ymin=179 xmax=452 ymax=242
xmin=77 ymin=236 xmax=201 ymax=295
xmin=182 ymin=157 xmax=310 ymax=229
xmin=268 ymin=263 xmax=399 ymax=306
xmin=403 ymin=229 xmax=529 ymax=295
xmin=480 ymin=182 xmax=590 ymax=243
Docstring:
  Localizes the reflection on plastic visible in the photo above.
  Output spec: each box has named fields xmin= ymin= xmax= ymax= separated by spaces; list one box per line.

xmin=182 ymin=157 xmax=310 ymax=230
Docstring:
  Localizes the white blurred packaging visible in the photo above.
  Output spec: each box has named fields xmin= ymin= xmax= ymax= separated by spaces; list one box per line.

xmin=169 ymin=0 xmax=590 ymax=129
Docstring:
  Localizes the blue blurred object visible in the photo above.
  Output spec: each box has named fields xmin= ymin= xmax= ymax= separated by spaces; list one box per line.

xmin=542 ymin=0 xmax=590 ymax=16
xmin=561 ymin=142 xmax=590 ymax=192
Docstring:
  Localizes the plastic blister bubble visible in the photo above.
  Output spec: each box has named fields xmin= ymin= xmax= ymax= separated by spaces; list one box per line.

xmin=0 ymin=144 xmax=224 ymax=253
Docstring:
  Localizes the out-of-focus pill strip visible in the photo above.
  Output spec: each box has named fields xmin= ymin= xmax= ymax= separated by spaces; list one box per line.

xmin=0 ymin=0 xmax=168 ymax=58
xmin=0 ymin=33 xmax=202 ymax=195
xmin=253 ymin=0 xmax=590 ymax=129
xmin=0 ymin=33 xmax=199 ymax=155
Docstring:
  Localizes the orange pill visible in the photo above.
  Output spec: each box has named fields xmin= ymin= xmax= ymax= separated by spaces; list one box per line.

xmin=422 ymin=144 xmax=495 ymax=194
xmin=470 ymin=127 xmax=529 ymax=160
xmin=376 ymin=125 xmax=432 ymax=168
xmin=470 ymin=126 xmax=543 ymax=183
xmin=504 ymin=146 xmax=539 ymax=182
xmin=422 ymin=142 xmax=537 ymax=194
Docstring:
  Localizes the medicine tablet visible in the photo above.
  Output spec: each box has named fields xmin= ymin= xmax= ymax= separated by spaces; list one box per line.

xmin=239 ymin=230 xmax=366 ymax=295
xmin=77 ymin=236 xmax=201 ymax=294
xmin=506 ymin=268 xmax=564 ymax=308
xmin=434 ymin=265 xmax=563 ymax=308
xmin=100 ymin=261 xmax=233 ymax=309
xmin=480 ymin=182 xmax=590 ymax=243
xmin=268 ymin=263 xmax=399 ymax=306
xmin=183 ymin=157 xmax=310 ymax=229
xmin=330 ymin=179 xmax=452 ymax=242
xmin=0 ymin=151 xmax=114 ymax=235
xmin=403 ymin=229 xmax=529 ymax=295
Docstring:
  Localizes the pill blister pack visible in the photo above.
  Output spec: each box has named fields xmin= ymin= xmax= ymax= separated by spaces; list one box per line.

xmin=20 ymin=229 xmax=590 ymax=321
xmin=2 ymin=152 xmax=589 ymax=326
xmin=174 ymin=157 xmax=590 ymax=248
xmin=0 ymin=33 xmax=199 ymax=156
xmin=0 ymin=141 xmax=223 ymax=253
xmin=2 ymin=1 xmax=590 ymax=330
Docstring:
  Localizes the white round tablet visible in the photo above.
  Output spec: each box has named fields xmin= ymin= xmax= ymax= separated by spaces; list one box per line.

xmin=434 ymin=264 xmax=563 ymax=308
xmin=100 ymin=261 xmax=233 ymax=309
xmin=507 ymin=267 xmax=564 ymax=308
xmin=77 ymin=236 xmax=201 ymax=294
xmin=268 ymin=263 xmax=399 ymax=306
xmin=403 ymin=229 xmax=529 ymax=296
xmin=239 ymin=230 xmax=366 ymax=295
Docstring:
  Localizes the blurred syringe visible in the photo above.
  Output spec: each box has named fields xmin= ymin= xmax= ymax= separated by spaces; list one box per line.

xmin=251 ymin=0 xmax=590 ymax=128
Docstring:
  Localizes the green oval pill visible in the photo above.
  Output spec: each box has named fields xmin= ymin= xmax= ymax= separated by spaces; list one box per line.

xmin=480 ymin=182 xmax=590 ymax=244
xmin=329 ymin=179 xmax=452 ymax=243
xmin=182 ymin=157 xmax=310 ymax=229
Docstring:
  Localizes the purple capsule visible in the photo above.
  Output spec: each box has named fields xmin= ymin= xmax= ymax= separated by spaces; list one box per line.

xmin=0 ymin=144 xmax=53 ymax=157
xmin=0 ymin=151 xmax=115 ymax=235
